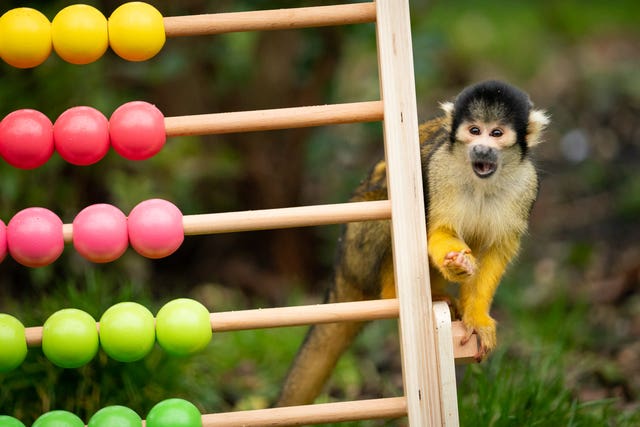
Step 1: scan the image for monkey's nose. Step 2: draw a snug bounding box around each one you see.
[470,145,498,178]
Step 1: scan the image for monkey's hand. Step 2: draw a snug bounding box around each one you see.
[443,249,477,279]
[428,227,477,283]
[460,312,496,362]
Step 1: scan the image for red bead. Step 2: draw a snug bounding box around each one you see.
[109,101,165,160]
[128,199,183,259]
[0,109,54,169]
[0,219,7,263]
[73,204,128,263]
[7,207,64,267]
[54,106,109,166]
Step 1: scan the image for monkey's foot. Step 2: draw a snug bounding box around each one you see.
[443,249,477,279]
[461,316,496,362]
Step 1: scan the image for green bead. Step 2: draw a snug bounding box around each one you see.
[42,308,99,368]
[99,302,155,362]
[0,313,27,372]
[32,410,84,427]
[155,299,211,357]
[88,405,142,427]
[146,398,202,427]
[0,415,27,427]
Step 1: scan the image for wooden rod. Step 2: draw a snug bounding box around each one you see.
[163,101,384,137]
[212,299,478,362]
[198,396,406,427]
[211,298,399,332]
[182,200,391,236]
[61,200,391,242]
[163,3,377,37]
[24,299,478,361]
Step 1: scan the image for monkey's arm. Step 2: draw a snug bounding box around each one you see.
[427,222,521,359]
[458,238,519,360]
[427,225,478,281]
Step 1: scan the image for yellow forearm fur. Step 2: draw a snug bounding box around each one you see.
[458,238,520,352]
[427,225,476,282]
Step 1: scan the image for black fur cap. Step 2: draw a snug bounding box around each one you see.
[450,80,532,156]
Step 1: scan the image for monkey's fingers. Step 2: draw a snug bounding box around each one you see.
[474,344,489,363]
[460,324,476,346]
[460,317,496,362]
[472,325,497,362]
[443,250,476,277]
[460,326,485,362]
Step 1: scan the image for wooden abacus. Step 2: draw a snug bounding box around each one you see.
[0,1,478,425]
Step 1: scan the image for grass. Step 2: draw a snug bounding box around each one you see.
[460,349,608,427]
[454,262,640,427]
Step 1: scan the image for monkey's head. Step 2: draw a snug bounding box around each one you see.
[441,80,548,179]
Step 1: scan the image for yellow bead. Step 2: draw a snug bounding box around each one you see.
[108,2,165,62]
[0,8,51,68]
[51,4,108,65]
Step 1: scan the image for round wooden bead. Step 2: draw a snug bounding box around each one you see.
[0,8,51,68]
[109,101,165,160]
[54,106,110,166]
[127,199,183,258]
[88,406,142,427]
[146,398,202,427]
[0,313,28,372]
[7,207,63,268]
[0,219,6,263]
[99,302,155,362]
[42,308,99,369]
[155,298,211,357]
[108,2,166,62]
[51,4,108,65]
[0,416,26,427]
[0,109,54,169]
[32,410,84,427]
[72,204,128,263]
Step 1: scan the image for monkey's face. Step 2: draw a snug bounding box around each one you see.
[453,119,520,180]
[438,80,549,187]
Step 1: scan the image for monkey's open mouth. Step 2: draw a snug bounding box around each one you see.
[472,160,497,178]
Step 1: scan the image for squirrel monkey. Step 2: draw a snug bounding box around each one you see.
[277,80,549,407]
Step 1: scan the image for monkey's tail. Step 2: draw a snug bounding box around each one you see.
[275,318,365,407]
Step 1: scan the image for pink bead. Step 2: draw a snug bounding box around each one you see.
[0,109,54,169]
[109,101,165,161]
[54,106,110,166]
[0,219,7,263]
[73,204,128,263]
[7,207,64,267]
[128,199,183,259]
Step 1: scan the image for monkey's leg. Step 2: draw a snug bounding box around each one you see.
[276,319,365,407]
[458,245,513,360]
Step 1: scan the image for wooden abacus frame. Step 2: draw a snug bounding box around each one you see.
[151,1,471,425]
[8,1,480,426]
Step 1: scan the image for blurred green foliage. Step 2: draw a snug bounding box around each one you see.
[1,0,639,425]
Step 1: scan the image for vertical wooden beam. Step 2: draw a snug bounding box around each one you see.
[433,302,461,426]
[375,0,444,425]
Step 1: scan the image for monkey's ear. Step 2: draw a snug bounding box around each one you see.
[440,101,454,131]
[527,109,549,147]
[440,101,454,118]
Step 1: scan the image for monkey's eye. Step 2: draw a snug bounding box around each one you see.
[469,126,481,135]
[490,128,503,137]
